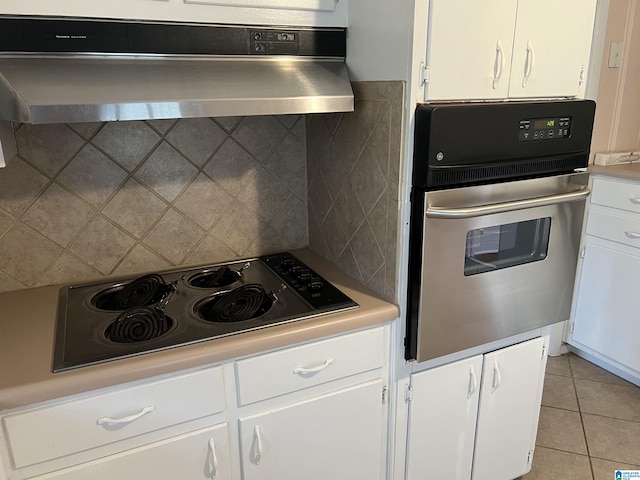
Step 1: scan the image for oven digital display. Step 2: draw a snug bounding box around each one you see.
[534,118,556,129]
[519,116,572,142]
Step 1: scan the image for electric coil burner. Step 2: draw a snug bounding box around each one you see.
[53,252,358,372]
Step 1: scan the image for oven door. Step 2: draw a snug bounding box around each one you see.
[407,172,589,362]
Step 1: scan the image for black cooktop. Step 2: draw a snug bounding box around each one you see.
[53,252,358,372]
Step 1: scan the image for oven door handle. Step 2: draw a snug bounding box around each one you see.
[426,186,590,219]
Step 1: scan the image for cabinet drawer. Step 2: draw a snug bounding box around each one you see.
[2,366,225,468]
[235,327,385,405]
[591,177,640,214]
[586,210,640,249]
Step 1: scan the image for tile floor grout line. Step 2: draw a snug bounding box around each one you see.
[568,355,597,480]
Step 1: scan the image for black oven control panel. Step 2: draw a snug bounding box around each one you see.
[519,117,571,141]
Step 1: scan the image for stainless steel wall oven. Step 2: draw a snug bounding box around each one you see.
[406,100,596,362]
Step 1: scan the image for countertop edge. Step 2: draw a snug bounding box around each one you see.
[588,164,640,182]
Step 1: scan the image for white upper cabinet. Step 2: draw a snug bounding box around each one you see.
[0,0,345,27]
[508,0,597,98]
[425,0,518,100]
[423,0,597,101]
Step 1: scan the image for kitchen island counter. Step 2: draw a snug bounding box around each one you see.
[0,249,398,410]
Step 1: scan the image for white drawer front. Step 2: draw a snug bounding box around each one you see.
[586,210,640,249]
[3,366,225,468]
[235,327,385,405]
[591,177,640,214]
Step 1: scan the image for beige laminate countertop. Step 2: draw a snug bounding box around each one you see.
[589,163,640,182]
[0,249,399,410]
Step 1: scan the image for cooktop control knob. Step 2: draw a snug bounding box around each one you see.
[281,258,295,268]
[261,253,356,310]
[298,270,312,281]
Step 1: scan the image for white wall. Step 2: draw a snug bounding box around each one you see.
[346,0,414,81]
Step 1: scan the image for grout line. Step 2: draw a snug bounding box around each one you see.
[568,355,595,467]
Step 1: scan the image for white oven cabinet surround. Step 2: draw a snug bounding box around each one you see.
[568,174,640,385]
[0,325,390,480]
[0,0,346,27]
[405,336,548,480]
[421,0,598,101]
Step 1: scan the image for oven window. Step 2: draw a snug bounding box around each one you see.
[464,218,551,276]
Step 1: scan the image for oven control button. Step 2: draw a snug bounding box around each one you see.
[289,266,303,275]
[309,281,324,291]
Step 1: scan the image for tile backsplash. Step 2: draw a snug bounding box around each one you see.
[0,116,308,292]
[0,81,405,303]
[307,81,405,302]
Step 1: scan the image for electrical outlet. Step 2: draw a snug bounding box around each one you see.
[608,41,623,68]
[594,152,640,165]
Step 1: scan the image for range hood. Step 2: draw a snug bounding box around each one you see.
[0,17,354,165]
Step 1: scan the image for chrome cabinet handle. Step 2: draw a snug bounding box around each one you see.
[491,361,502,393]
[467,365,478,399]
[624,231,640,239]
[426,186,590,219]
[492,40,504,90]
[630,196,640,205]
[293,358,334,375]
[97,405,154,426]
[208,438,218,479]
[252,425,263,465]
[522,40,535,88]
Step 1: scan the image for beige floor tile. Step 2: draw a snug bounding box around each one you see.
[522,447,592,480]
[536,406,588,455]
[583,414,640,465]
[576,379,640,422]
[542,373,579,411]
[569,355,632,386]
[591,458,640,480]
[547,354,572,377]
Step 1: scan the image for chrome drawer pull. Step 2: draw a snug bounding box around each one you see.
[208,438,218,479]
[293,358,334,375]
[96,405,154,426]
[467,365,478,399]
[252,425,263,465]
[630,196,640,205]
[624,231,640,239]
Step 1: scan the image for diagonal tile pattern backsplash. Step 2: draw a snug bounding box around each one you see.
[307,82,405,302]
[0,116,308,293]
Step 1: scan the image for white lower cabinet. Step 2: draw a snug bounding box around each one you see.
[0,326,389,480]
[568,176,640,382]
[406,336,547,480]
[30,424,231,480]
[239,380,385,480]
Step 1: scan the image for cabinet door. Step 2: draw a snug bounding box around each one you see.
[570,240,640,376]
[31,424,232,480]
[472,337,547,480]
[239,380,385,480]
[508,0,597,98]
[424,0,518,100]
[406,355,484,480]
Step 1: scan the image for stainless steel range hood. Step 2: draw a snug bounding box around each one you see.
[0,17,354,165]
[0,55,354,124]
